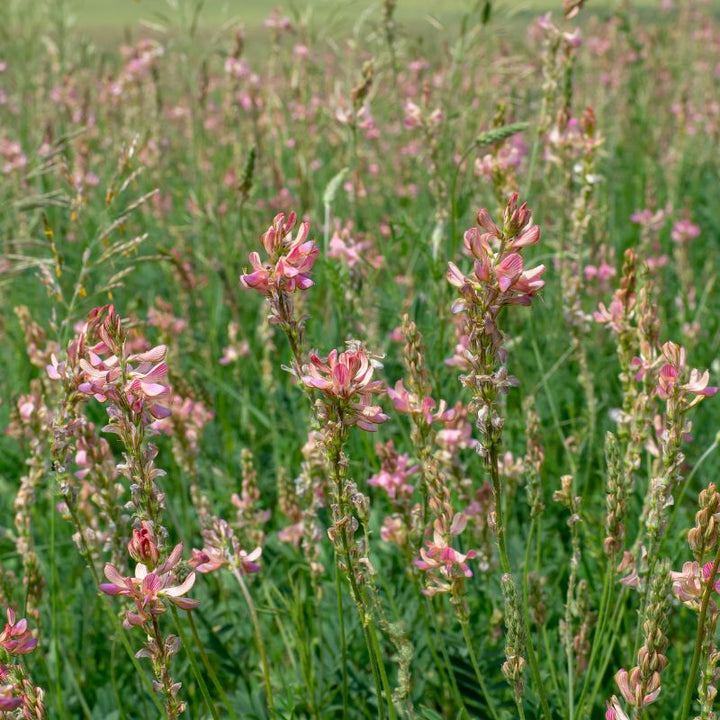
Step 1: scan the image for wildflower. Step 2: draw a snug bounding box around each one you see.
[127,522,160,570]
[301,346,388,431]
[240,211,318,295]
[605,695,630,720]
[656,341,718,402]
[671,219,700,244]
[448,194,545,312]
[368,442,418,501]
[0,609,38,655]
[614,667,661,707]
[189,518,263,576]
[386,380,445,424]
[414,519,477,595]
[100,544,200,627]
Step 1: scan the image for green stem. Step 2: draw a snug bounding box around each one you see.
[679,545,720,719]
[186,611,239,720]
[170,607,220,720]
[329,424,394,719]
[576,561,614,716]
[490,445,553,720]
[49,490,67,719]
[586,588,629,714]
[421,598,466,713]
[231,565,275,715]
[668,439,718,543]
[335,566,350,719]
[460,621,501,720]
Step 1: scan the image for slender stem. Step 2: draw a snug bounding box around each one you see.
[170,607,220,720]
[680,545,720,719]
[576,560,614,716]
[489,444,553,720]
[668,440,719,542]
[422,598,467,713]
[586,589,629,714]
[367,620,396,720]
[460,621,501,720]
[329,424,394,719]
[335,564,350,720]
[231,565,275,714]
[186,611,239,720]
[49,489,67,719]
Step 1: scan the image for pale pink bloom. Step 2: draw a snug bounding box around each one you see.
[0,609,37,655]
[615,667,661,707]
[655,341,718,400]
[240,212,318,295]
[671,219,700,243]
[386,380,445,424]
[617,550,642,589]
[301,348,388,431]
[415,520,477,587]
[403,100,423,129]
[234,546,263,574]
[224,57,249,79]
[630,207,670,232]
[264,8,292,31]
[328,221,384,270]
[188,547,227,574]
[605,696,630,720]
[77,341,172,420]
[368,454,418,501]
[669,560,720,611]
[101,544,199,627]
[380,516,407,545]
[278,522,304,547]
[388,326,403,343]
[594,298,625,333]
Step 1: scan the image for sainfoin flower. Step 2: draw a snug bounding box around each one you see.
[0,686,22,712]
[614,666,661,708]
[669,560,720,611]
[0,608,38,655]
[301,345,389,431]
[100,544,199,628]
[189,518,263,575]
[448,193,545,311]
[414,519,476,596]
[655,341,718,402]
[386,380,446,424]
[671,218,700,243]
[240,211,319,295]
[605,695,630,720]
[368,442,418,501]
[127,522,160,570]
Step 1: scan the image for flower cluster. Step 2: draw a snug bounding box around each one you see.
[448,195,545,312]
[301,345,388,431]
[65,306,172,423]
[655,341,718,405]
[101,542,199,627]
[240,211,318,295]
[0,609,44,716]
[368,441,418,503]
[189,518,262,576]
[414,515,476,597]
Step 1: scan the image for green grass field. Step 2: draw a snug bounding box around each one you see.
[0,0,719,718]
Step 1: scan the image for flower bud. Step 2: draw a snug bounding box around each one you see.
[128,522,160,569]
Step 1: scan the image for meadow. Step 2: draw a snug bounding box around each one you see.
[0,0,719,718]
